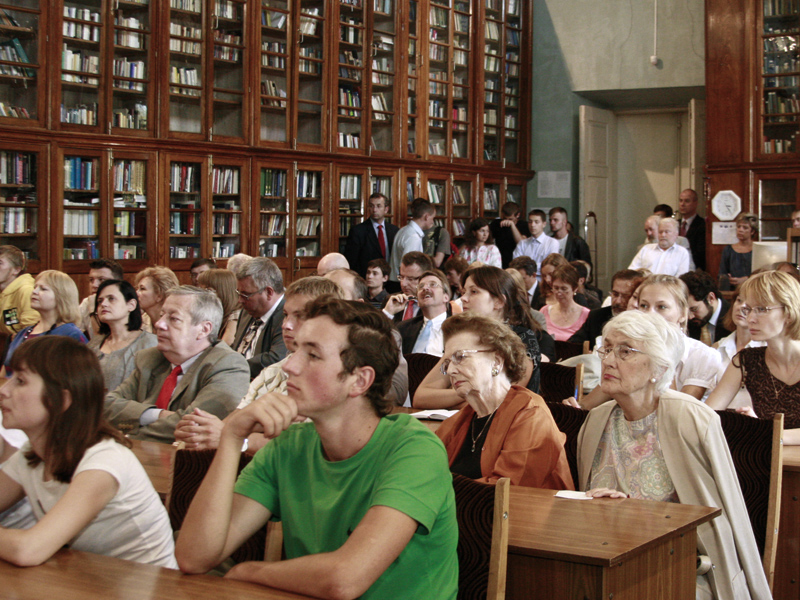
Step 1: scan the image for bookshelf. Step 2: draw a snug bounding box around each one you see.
[111,150,155,263]
[369,0,399,155]
[0,143,45,270]
[0,2,44,126]
[211,157,248,260]
[60,148,104,263]
[296,0,328,149]
[258,0,290,145]
[335,167,365,253]
[757,174,799,240]
[257,162,290,261]
[451,175,474,245]
[165,154,204,265]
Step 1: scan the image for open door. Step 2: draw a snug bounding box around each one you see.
[579,105,617,292]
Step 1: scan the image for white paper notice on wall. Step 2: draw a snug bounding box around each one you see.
[537,171,571,199]
[712,221,738,245]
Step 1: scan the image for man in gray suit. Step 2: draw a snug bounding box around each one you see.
[104,286,250,444]
[232,257,288,378]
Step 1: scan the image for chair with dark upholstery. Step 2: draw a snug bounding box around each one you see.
[167,449,274,564]
[554,340,585,362]
[405,352,442,402]
[452,474,510,600]
[715,411,783,590]
[545,401,588,487]
[539,361,584,405]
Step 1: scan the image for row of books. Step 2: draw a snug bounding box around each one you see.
[764,0,799,17]
[372,93,390,117]
[0,39,33,76]
[299,13,320,36]
[429,44,447,62]
[430,6,448,28]
[170,212,199,235]
[483,187,498,210]
[215,0,240,20]
[261,213,287,236]
[64,209,99,236]
[112,104,148,130]
[63,20,101,43]
[113,160,146,194]
[62,47,100,75]
[114,211,146,236]
[170,37,201,55]
[0,207,34,234]
[114,242,144,259]
[0,103,31,119]
[259,240,285,258]
[372,71,392,85]
[262,10,287,29]
[170,163,200,193]
[0,192,36,204]
[113,58,146,81]
[63,7,100,23]
[171,0,202,14]
[763,136,796,153]
[339,174,362,199]
[114,30,145,50]
[61,104,98,125]
[64,242,100,260]
[765,91,800,115]
[64,157,99,191]
[297,171,320,198]
[213,44,241,61]
[212,167,240,194]
[340,24,363,46]
[169,244,201,258]
[338,132,361,148]
[169,65,199,86]
[429,99,446,119]
[261,79,287,106]
[213,213,240,234]
[212,241,238,258]
[0,152,34,185]
[261,169,287,197]
[296,214,321,236]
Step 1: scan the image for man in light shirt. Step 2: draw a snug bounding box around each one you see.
[628,217,691,277]
[388,198,435,285]
[397,270,451,357]
[512,209,559,281]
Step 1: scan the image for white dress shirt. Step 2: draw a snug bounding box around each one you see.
[628,243,691,277]
[512,233,560,278]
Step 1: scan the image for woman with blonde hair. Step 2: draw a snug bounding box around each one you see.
[134,266,179,332]
[719,213,757,290]
[197,268,240,345]
[708,270,800,443]
[4,270,86,376]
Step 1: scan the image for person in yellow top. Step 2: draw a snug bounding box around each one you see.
[0,246,37,339]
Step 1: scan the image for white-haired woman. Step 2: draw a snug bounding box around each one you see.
[578,311,770,600]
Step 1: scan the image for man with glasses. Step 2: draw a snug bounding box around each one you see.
[382,251,433,323]
[397,270,451,356]
[232,257,287,379]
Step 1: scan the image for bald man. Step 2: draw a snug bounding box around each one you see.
[316,253,350,275]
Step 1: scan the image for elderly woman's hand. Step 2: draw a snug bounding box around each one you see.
[585,488,628,499]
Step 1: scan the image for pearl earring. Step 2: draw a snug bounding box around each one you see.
[650,377,657,383]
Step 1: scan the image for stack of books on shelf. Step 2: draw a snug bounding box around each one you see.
[340,20,363,45]
[299,8,320,35]
[338,85,361,116]
[170,163,199,193]
[64,242,100,260]
[170,212,198,235]
[113,243,142,260]
[114,17,144,48]
[371,177,391,197]
[64,209,99,236]
[296,215,321,236]
[62,47,100,80]
[215,0,240,20]
[0,152,33,185]
[453,184,468,204]
[169,244,201,258]
[261,169,287,197]
[372,93,389,118]
[338,132,360,148]
[169,66,200,94]
[297,171,319,198]
[113,58,146,89]
[0,207,32,234]
[61,104,98,126]
[261,80,287,107]
[427,181,445,203]
[171,0,202,13]
[213,212,240,235]
[483,187,498,210]
[212,167,240,194]
[113,160,146,195]
[112,104,147,129]
[114,211,146,236]
[262,42,287,68]
[64,157,99,191]
[0,39,33,77]
[339,175,361,199]
[213,241,237,258]
[453,219,467,236]
[262,10,287,29]
[0,103,31,119]
[259,239,284,258]
[260,214,286,236]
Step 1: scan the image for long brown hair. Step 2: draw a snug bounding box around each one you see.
[462,265,539,331]
[12,336,128,483]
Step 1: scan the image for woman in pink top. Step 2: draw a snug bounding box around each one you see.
[541,264,589,341]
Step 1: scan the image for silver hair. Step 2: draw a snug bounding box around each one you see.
[238,256,285,294]
[165,285,223,344]
[659,217,679,232]
[601,310,685,394]
[226,253,252,277]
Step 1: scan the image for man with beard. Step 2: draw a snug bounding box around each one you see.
[568,269,644,350]
[680,270,732,345]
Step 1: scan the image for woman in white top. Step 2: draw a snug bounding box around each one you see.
[0,335,176,568]
[458,218,502,269]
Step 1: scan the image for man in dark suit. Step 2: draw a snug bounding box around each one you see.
[397,270,451,356]
[680,270,733,345]
[489,201,530,268]
[548,207,592,266]
[509,256,543,310]
[568,269,643,350]
[678,189,706,271]
[343,192,399,279]
[232,257,287,378]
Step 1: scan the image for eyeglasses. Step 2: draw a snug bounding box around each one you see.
[418,281,441,292]
[440,349,493,374]
[596,345,645,361]
[236,287,266,300]
[398,275,421,284]
[740,305,783,318]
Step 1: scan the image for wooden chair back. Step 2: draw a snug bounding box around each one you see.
[167,449,272,564]
[452,474,510,600]
[715,411,783,589]
[405,352,441,402]
[554,340,585,362]
[538,361,584,405]
[545,402,588,486]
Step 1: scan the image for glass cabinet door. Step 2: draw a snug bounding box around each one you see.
[110,0,153,134]
[59,0,104,131]
[760,1,800,156]
[451,0,471,161]
[425,175,447,229]
[294,166,324,257]
[259,0,290,145]
[0,143,45,268]
[0,1,44,125]
[211,159,246,259]
[426,0,450,159]
[368,0,398,155]
[481,179,500,221]
[167,156,204,263]
[335,0,366,152]
[211,0,246,141]
[758,175,798,239]
[502,0,522,164]
[369,168,397,222]
[111,152,153,262]
[403,0,419,157]
[296,0,327,148]
[62,150,104,261]
[452,176,473,247]
[167,0,204,137]
[336,168,366,253]
[257,163,289,259]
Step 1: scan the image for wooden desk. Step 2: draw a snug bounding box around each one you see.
[776,445,800,599]
[130,439,176,500]
[506,487,720,600]
[0,549,312,599]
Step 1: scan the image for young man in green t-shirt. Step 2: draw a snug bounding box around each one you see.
[176,297,458,600]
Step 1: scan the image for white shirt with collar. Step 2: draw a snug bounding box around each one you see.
[389,220,425,280]
[415,311,447,357]
[527,280,539,304]
[512,232,559,278]
[628,243,691,277]
[243,293,285,360]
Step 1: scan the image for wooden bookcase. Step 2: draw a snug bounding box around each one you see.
[0,0,533,285]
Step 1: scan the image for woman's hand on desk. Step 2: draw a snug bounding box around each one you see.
[585,488,628,499]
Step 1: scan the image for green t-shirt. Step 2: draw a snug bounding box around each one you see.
[235,413,458,600]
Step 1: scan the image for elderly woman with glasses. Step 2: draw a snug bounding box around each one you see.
[435,312,573,489]
[578,310,770,600]
[707,270,800,444]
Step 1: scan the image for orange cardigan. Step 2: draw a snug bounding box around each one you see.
[436,385,574,490]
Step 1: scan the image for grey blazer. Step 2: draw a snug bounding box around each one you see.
[232,296,288,378]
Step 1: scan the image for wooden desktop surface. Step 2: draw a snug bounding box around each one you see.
[130,439,175,499]
[0,549,313,600]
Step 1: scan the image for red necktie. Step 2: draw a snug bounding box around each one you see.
[403,299,416,320]
[680,220,688,237]
[156,365,182,410]
[377,224,386,258]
